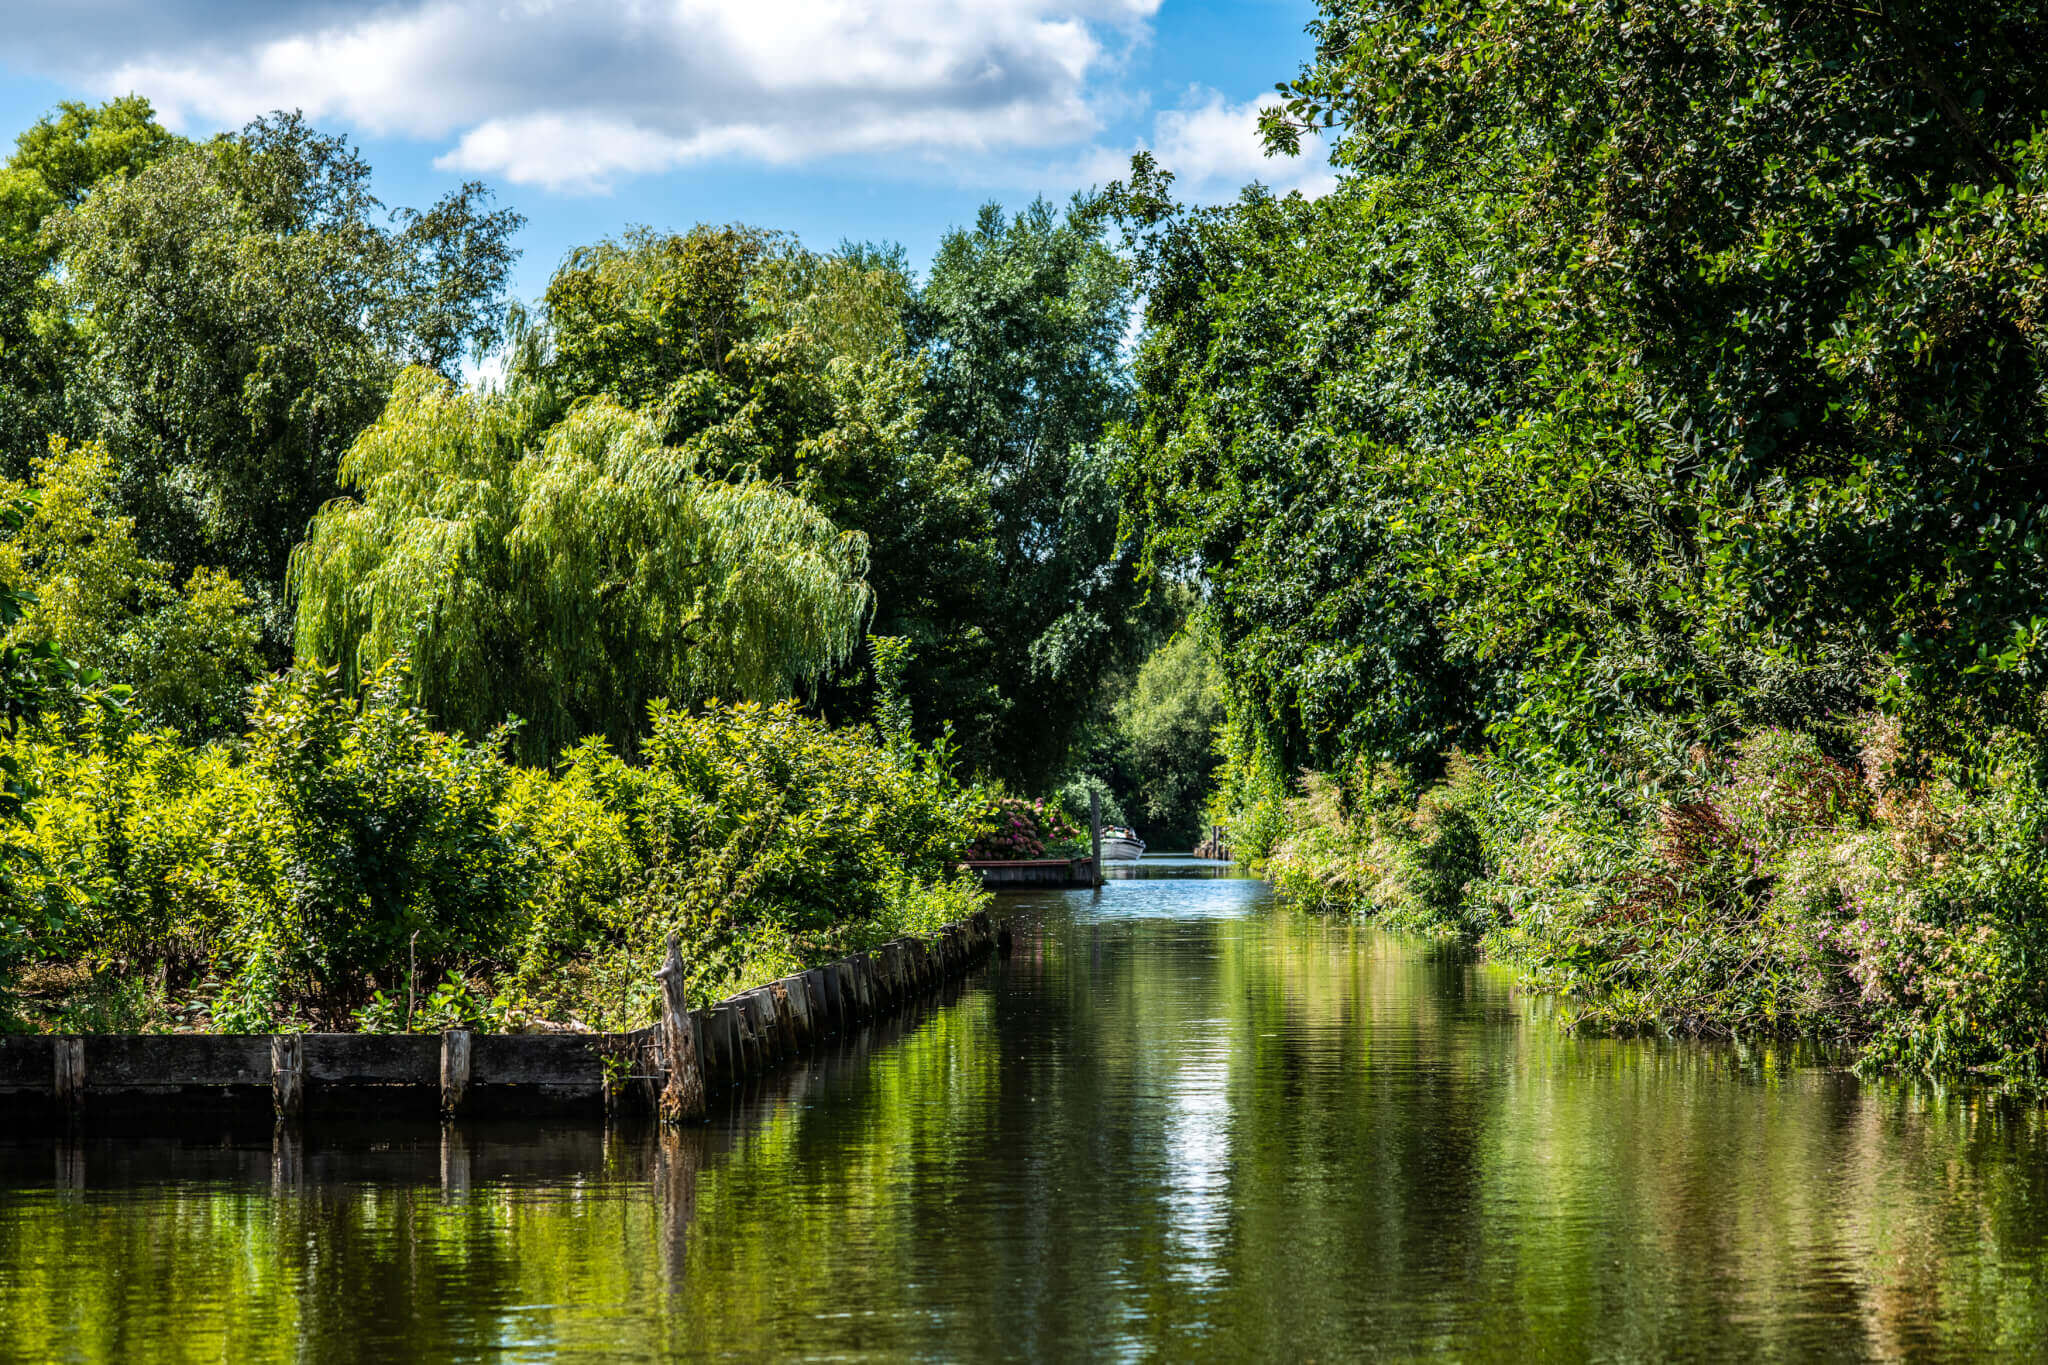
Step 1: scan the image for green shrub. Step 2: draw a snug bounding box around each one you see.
[1263,719,2048,1083]
[6,668,989,1032]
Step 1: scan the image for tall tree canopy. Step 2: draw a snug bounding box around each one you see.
[494,209,1153,787]
[291,369,873,760]
[1123,0,2048,788]
[0,97,183,467]
[46,111,522,637]
[911,197,1155,789]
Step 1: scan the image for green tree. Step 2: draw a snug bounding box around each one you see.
[0,437,261,740]
[0,97,183,467]
[911,197,1157,788]
[1115,625,1226,849]
[514,224,1000,755]
[46,112,522,638]
[290,369,872,761]
[1125,0,2048,788]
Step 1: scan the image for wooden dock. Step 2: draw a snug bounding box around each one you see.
[965,857,1099,888]
[0,910,999,1128]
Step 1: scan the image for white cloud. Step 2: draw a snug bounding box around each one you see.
[21,0,1166,194]
[1083,85,1336,203]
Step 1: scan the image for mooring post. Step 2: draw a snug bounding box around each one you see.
[1090,789,1102,886]
[54,1037,84,1117]
[440,1029,472,1118]
[656,934,707,1123]
[270,1034,303,1122]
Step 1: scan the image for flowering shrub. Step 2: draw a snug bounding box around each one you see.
[964,795,1080,860]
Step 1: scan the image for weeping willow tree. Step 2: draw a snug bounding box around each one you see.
[290,368,871,759]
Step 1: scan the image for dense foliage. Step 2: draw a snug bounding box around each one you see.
[291,370,871,761]
[0,90,1218,1035]
[1118,0,2048,1079]
[4,663,985,1033]
[40,112,521,639]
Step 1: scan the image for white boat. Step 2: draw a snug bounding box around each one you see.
[1099,826,1146,860]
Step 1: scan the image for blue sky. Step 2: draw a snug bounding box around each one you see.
[1,1,1329,307]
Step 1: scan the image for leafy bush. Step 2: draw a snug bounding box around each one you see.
[0,438,261,740]
[4,666,989,1032]
[1268,722,2048,1083]
[964,794,1079,860]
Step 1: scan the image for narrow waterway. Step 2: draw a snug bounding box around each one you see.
[5,860,2048,1360]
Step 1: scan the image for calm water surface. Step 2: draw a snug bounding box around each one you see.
[4,861,2048,1361]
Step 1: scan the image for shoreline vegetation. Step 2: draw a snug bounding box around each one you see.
[8,1,2048,1096]
[1124,3,2048,1087]
[0,104,1212,1041]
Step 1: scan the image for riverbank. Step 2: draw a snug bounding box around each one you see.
[1249,723,2048,1087]
[0,679,991,1040]
[0,911,997,1127]
[11,864,2047,1358]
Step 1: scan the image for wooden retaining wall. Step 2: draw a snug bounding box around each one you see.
[0,910,999,1128]
[966,857,1098,888]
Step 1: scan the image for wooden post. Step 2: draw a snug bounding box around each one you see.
[833,961,860,1022]
[54,1038,84,1116]
[852,957,872,1017]
[741,990,780,1063]
[440,1029,472,1118]
[791,975,818,1041]
[270,1034,302,1121]
[1090,789,1102,886]
[656,934,707,1123]
[714,1004,744,1081]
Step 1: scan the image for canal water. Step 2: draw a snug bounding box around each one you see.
[4,860,2048,1361]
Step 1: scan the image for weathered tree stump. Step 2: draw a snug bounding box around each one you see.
[656,934,707,1123]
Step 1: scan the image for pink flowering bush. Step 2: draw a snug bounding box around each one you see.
[964,795,1082,860]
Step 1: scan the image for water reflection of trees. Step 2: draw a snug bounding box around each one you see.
[2,898,2047,1357]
